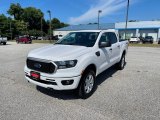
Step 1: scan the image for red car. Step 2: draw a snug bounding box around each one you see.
[17,37,32,44]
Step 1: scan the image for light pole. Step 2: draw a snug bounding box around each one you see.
[98,10,102,30]
[125,0,130,40]
[47,10,52,41]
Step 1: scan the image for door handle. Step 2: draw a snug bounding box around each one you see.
[117,45,120,48]
[109,48,112,51]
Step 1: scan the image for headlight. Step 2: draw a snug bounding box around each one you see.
[55,60,77,69]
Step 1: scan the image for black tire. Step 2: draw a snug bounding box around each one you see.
[116,54,125,70]
[3,42,6,45]
[77,70,96,99]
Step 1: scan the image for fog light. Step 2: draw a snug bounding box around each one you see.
[61,80,74,85]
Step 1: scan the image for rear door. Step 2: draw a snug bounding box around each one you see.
[107,32,120,64]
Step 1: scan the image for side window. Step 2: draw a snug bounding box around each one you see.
[99,33,110,42]
[108,32,118,44]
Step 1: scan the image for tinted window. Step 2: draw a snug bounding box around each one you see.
[99,32,117,44]
[108,32,117,44]
[145,36,153,39]
[99,33,110,42]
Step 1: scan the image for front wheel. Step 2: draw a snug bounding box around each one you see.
[77,70,96,99]
[3,42,6,45]
[116,54,125,70]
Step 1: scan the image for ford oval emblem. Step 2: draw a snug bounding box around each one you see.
[34,63,42,69]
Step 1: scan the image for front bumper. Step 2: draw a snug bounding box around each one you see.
[24,67,81,90]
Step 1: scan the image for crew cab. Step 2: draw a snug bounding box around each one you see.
[0,37,7,45]
[24,30,128,99]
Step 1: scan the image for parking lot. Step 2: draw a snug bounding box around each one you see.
[0,42,160,120]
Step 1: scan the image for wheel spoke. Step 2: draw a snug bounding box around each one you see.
[84,74,94,94]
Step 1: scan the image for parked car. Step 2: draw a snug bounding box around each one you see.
[139,36,145,42]
[142,36,154,44]
[158,38,160,44]
[129,37,140,43]
[24,30,128,99]
[0,37,7,45]
[37,37,43,40]
[17,36,32,44]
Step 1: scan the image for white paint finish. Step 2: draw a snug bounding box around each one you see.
[25,30,128,90]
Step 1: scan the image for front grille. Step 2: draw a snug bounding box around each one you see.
[27,58,56,74]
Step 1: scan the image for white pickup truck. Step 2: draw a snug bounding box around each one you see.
[0,37,7,45]
[24,30,128,99]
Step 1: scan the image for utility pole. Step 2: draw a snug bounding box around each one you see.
[98,10,102,30]
[125,0,130,40]
[47,10,52,42]
[41,17,43,38]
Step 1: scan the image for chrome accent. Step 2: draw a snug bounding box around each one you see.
[27,57,58,74]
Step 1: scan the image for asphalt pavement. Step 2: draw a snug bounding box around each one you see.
[0,42,160,120]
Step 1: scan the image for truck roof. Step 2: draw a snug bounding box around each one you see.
[73,29,116,33]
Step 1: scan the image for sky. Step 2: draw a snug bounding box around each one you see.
[0,0,160,25]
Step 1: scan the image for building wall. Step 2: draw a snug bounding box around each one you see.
[54,21,160,42]
[118,29,159,41]
[115,21,160,29]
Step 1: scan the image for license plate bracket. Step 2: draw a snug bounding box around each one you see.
[30,71,40,80]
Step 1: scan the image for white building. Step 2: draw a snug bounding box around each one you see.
[54,21,160,41]
[116,21,160,41]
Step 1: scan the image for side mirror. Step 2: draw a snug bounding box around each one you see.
[99,41,111,48]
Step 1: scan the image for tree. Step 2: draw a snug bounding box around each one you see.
[7,3,23,20]
[21,7,43,30]
[6,3,69,37]
[51,18,69,30]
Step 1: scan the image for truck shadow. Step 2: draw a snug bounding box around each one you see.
[36,63,127,100]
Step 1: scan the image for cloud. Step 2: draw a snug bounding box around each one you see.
[69,0,132,24]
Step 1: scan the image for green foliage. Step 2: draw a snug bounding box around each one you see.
[22,7,43,30]
[51,18,69,30]
[0,3,69,39]
[7,3,23,20]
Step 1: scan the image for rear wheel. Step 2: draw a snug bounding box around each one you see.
[77,70,96,99]
[117,54,125,70]
[3,42,6,45]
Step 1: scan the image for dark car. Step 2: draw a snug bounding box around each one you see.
[17,36,32,44]
[139,36,145,42]
[142,36,153,44]
[158,38,160,44]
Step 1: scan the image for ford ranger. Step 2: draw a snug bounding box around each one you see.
[24,30,128,99]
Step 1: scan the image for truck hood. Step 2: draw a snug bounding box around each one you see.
[28,44,91,61]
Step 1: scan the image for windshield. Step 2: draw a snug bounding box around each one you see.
[55,32,99,47]
[145,36,152,39]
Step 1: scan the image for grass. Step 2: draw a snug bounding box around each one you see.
[9,40,55,44]
[32,40,55,44]
[129,43,160,48]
